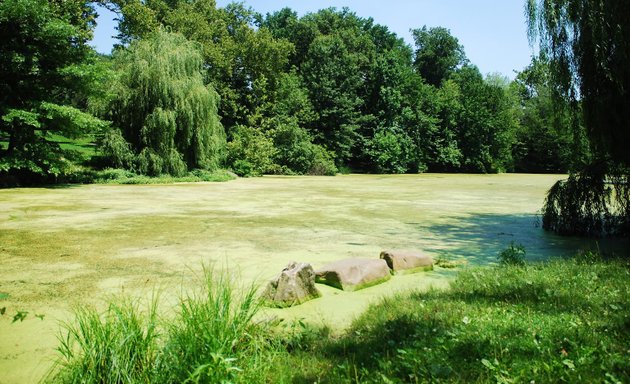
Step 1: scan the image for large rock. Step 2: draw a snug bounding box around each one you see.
[380,250,433,274]
[315,259,391,291]
[262,262,321,308]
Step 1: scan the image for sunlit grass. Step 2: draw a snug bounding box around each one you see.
[284,258,630,383]
[47,268,268,384]
[47,257,630,383]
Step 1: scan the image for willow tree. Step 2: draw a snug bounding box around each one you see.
[527,0,630,237]
[104,31,225,176]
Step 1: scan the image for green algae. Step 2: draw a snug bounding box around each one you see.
[1,173,628,383]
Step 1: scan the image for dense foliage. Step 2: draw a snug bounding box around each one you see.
[0,0,107,183]
[527,0,630,237]
[100,31,225,176]
[1,0,590,184]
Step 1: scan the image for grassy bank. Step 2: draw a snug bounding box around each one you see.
[47,256,630,383]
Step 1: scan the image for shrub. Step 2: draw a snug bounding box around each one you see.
[366,128,415,174]
[227,126,276,177]
[497,241,526,266]
[271,121,337,176]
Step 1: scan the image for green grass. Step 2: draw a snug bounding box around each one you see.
[47,268,268,384]
[52,298,160,383]
[47,134,97,160]
[92,168,236,184]
[284,258,630,383]
[47,257,630,383]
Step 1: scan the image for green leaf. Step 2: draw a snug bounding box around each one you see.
[481,358,496,370]
[2,109,41,128]
[562,359,575,370]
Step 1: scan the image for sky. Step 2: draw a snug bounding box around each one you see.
[90,0,535,78]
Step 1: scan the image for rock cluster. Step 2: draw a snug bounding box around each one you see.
[262,250,434,307]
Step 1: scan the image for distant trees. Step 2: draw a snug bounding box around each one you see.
[511,58,590,173]
[1,0,593,184]
[412,26,466,87]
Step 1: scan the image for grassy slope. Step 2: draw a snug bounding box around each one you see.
[48,258,630,383]
[267,259,630,383]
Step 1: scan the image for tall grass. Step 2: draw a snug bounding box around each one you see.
[51,298,159,383]
[48,269,265,384]
[155,269,262,383]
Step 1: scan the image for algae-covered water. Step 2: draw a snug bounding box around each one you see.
[0,174,626,382]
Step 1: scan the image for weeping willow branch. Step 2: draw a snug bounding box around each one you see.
[542,164,630,237]
[105,30,225,176]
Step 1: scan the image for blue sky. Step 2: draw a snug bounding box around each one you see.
[90,1,534,78]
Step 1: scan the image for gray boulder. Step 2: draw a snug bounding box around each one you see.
[262,262,321,307]
[380,250,433,274]
[315,259,391,291]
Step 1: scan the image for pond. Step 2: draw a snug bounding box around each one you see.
[0,174,625,382]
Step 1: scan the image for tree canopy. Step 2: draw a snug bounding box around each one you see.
[527,0,630,237]
[0,1,594,185]
[0,0,106,182]
[101,30,225,176]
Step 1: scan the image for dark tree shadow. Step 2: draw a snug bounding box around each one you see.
[408,213,629,265]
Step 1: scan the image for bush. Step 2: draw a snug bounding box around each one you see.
[92,168,234,184]
[227,126,276,177]
[497,241,526,266]
[366,128,415,174]
[271,121,337,176]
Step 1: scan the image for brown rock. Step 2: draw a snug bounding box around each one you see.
[315,258,391,291]
[262,262,321,307]
[380,250,433,274]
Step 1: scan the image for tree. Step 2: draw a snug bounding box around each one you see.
[512,58,590,173]
[446,66,517,173]
[104,0,293,132]
[301,33,363,166]
[412,26,466,86]
[526,0,630,166]
[102,31,225,176]
[527,0,630,236]
[0,0,106,183]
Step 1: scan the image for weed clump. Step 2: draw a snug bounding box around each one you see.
[497,241,527,266]
[48,269,266,384]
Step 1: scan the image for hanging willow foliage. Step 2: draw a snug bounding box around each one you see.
[542,164,630,237]
[107,30,225,176]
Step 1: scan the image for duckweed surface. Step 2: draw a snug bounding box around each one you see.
[1,174,624,383]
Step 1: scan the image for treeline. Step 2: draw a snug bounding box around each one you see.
[0,0,590,183]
